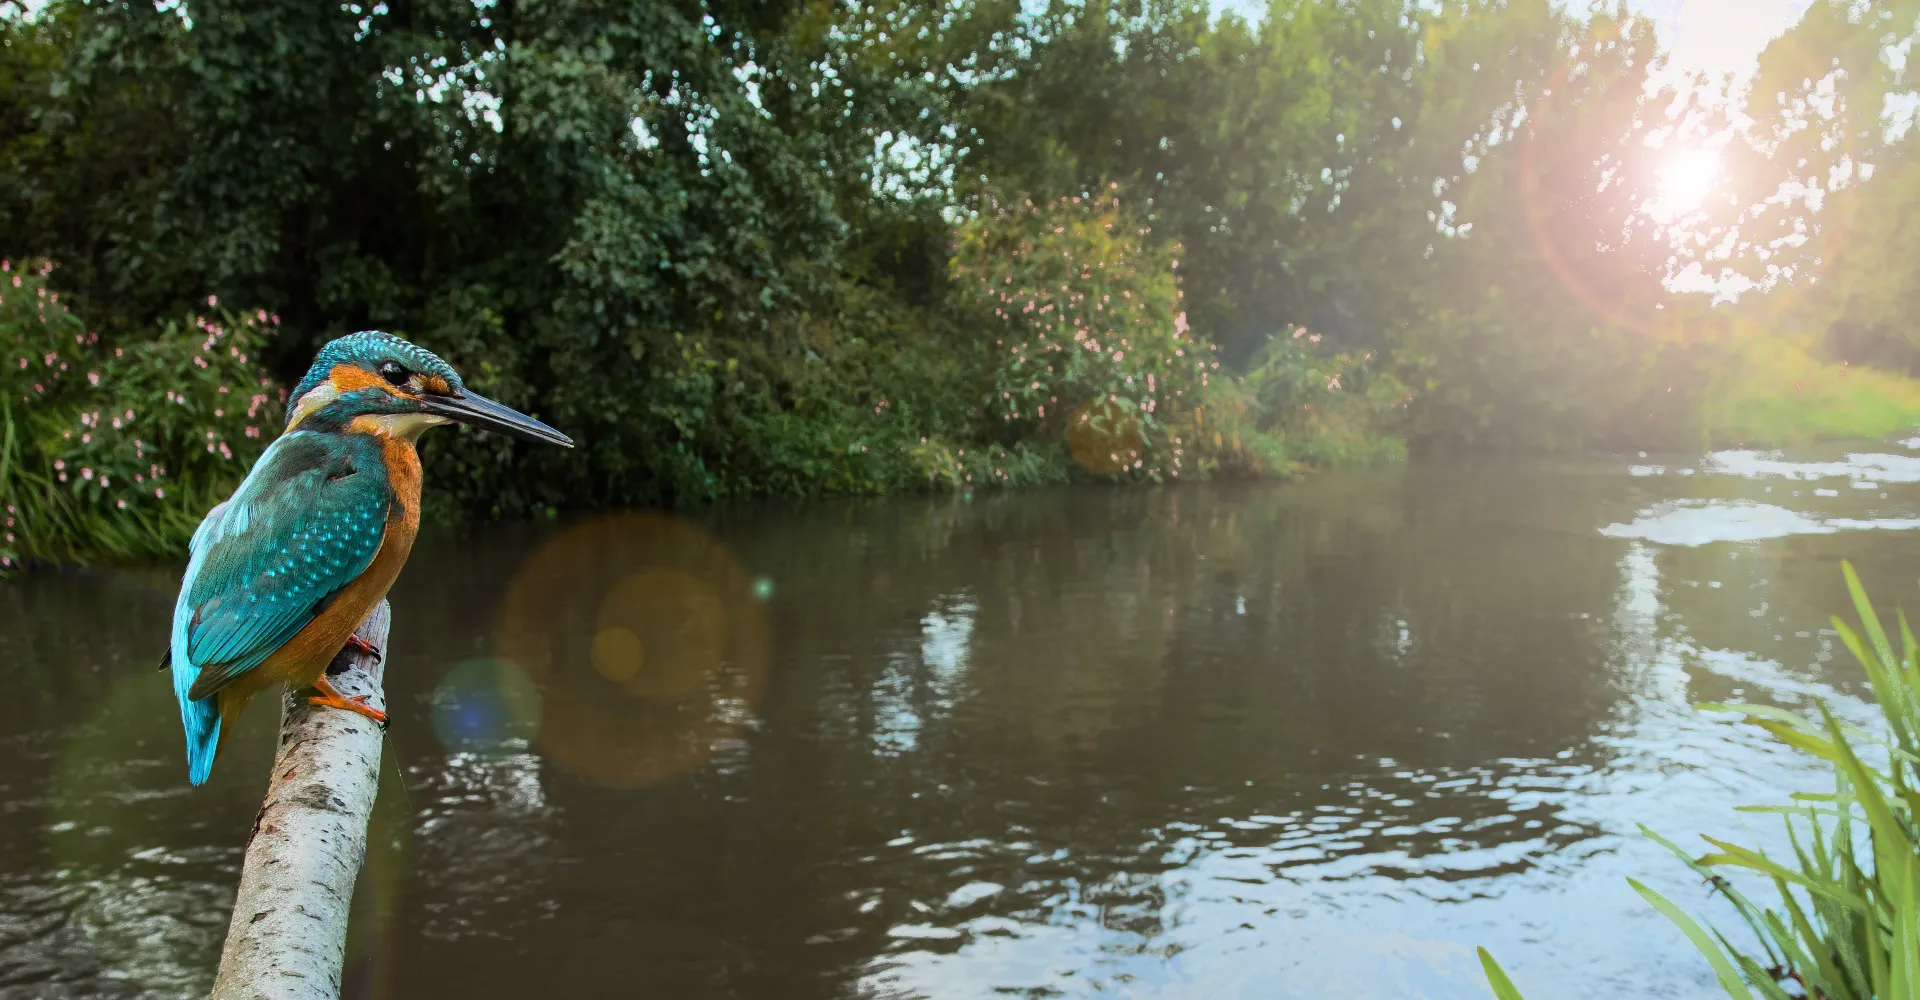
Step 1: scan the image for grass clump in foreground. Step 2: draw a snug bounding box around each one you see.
[1482,562,1920,999]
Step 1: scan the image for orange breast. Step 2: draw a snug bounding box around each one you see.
[258,433,422,689]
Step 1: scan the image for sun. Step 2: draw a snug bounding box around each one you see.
[1652,149,1721,220]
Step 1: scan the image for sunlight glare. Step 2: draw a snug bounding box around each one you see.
[1653,149,1721,220]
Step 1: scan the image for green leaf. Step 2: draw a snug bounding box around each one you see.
[1629,879,1754,998]
[1477,947,1527,1000]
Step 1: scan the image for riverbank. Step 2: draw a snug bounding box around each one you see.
[1,237,1415,571]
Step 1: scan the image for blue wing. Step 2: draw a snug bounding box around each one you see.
[169,431,391,783]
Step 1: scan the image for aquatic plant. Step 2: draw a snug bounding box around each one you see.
[1481,562,1920,999]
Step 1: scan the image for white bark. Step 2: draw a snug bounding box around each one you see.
[209,600,390,1000]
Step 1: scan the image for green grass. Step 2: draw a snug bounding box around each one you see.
[1481,562,1920,999]
[1703,339,1920,448]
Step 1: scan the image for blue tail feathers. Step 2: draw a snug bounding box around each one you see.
[172,651,222,785]
[182,694,221,786]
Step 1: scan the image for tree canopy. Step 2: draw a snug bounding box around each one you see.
[5,0,1920,546]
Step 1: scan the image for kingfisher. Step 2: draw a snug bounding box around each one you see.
[163,331,572,785]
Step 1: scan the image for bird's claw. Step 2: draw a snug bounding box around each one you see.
[308,693,389,728]
[341,634,382,663]
[308,676,389,727]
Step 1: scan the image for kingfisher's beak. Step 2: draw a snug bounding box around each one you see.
[421,390,574,447]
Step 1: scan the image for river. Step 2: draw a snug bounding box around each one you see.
[4,444,1918,999]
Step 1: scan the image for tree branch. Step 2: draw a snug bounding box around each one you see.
[209,600,391,1000]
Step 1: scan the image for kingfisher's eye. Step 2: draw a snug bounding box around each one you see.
[378,361,410,387]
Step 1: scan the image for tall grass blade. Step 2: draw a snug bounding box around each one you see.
[1476,948,1527,1000]
[1628,878,1755,998]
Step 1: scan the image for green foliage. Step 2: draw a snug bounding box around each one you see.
[1187,326,1409,477]
[1,261,278,567]
[1785,146,1920,373]
[952,189,1214,478]
[1477,947,1526,1000]
[1481,562,1920,999]
[1702,336,1920,448]
[958,0,1427,357]
[43,0,1920,565]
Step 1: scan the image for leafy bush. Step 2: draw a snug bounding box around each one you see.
[1185,326,1410,478]
[1,262,279,568]
[951,188,1217,479]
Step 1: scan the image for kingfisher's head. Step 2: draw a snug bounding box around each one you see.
[286,331,573,447]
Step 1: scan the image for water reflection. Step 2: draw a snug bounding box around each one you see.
[3,445,1918,998]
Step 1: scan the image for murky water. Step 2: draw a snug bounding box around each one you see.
[6,445,1920,1000]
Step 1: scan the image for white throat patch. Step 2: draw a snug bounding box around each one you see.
[369,412,454,441]
[285,381,340,431]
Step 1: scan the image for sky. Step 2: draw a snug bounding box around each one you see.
[1620,0,1812,80]
[1627,0,1816,81]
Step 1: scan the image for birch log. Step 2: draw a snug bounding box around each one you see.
[209,599,391,1000]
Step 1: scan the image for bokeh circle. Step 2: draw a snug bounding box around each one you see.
[493,511,767,788]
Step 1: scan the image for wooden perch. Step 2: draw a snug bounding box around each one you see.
[209,600,391,1000]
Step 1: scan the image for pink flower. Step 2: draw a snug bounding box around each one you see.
[207,294,218,306]
[81,468,92,480]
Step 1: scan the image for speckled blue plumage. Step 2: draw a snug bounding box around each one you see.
[169,431,395,784]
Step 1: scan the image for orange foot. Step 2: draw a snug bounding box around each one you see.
[341,633,382,663]
[308,675,389,727]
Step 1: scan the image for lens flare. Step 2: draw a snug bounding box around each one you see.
[494,511,767,788]
[430,657,541,754]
